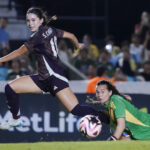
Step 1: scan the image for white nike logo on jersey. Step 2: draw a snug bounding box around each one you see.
[54,86,58,90]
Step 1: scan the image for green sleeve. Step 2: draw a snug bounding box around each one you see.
[111,96,126,118]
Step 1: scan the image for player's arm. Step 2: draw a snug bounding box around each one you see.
[0,45,28,64]
[63,31,84,50]
[107,97,126,141]
[112,118,126,140]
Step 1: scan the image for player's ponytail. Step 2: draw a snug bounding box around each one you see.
[47,15,57,25]
[49,15,57,22]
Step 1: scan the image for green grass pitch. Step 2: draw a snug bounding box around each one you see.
[0,141,150,150]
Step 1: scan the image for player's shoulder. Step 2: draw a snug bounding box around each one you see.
[111,94,123,102]
[110,95,124,109]
[39,25,59,38]
[40,25,57,32]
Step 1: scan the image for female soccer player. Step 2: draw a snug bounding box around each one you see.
[0,7,109,129]
[89,80,150,140]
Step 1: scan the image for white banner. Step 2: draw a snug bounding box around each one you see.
[1,80,150,94]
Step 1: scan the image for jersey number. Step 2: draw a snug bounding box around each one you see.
[50,36,58,57]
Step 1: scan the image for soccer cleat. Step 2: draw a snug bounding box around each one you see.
[0,118,23,130]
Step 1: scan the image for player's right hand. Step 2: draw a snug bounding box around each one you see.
[73,43,85,53]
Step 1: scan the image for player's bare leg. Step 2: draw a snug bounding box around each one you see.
[56,87,79,111]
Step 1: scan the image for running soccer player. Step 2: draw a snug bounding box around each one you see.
[87,80,150,140]
[0,7,109,129]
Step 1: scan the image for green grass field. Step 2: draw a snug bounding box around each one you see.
[0,141,150,150]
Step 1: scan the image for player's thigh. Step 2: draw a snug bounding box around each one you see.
[56,87,79,111]
[8,75,43,94]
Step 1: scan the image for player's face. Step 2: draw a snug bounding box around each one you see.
[96,84,112,105]
[26,13,43,32]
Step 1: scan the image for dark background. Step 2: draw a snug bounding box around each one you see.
[13,0,150,44]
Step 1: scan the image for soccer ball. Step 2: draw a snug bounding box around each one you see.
[78,115,102,139]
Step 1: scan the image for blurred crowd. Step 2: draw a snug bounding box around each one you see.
[1,11,150,83]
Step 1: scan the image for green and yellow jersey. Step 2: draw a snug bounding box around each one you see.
[104,94,150,140]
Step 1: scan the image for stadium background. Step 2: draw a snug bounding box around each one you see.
[12,0,150,41]
[2,0,150,47]
[0,0,150,144]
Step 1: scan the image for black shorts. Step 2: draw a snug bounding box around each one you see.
[30,74,69,96]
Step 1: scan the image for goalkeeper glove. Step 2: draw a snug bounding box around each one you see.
[107,135,118,141]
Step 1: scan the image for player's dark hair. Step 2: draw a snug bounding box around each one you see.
[97,80,130,101]
[26,7,57,26]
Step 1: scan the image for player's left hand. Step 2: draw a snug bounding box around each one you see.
[74,43,85,53]
[79,43,85,49]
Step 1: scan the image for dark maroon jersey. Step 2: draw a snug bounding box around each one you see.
[24,25,68,82]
